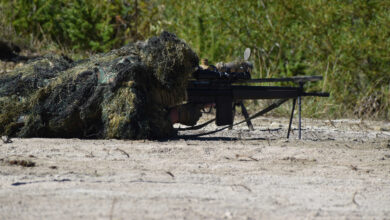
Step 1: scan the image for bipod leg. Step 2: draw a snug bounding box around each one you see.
[298,82,305,140]
[298,96,302,139]
[240,102,254,131]
[287,98,296,139]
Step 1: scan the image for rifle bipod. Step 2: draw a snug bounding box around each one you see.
[236,98,306,139]
[286,82,304,139]
[229,102,254,130]
[286,97,302,139]
[239,102,254,131]
[176,99,288,137]
[178,96,313,139]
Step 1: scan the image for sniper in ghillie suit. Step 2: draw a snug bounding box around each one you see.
[0,32,328,140]
[0,32,200,139]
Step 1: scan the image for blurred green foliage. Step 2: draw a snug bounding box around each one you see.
[1,0,163,51]
[1,0,390,119]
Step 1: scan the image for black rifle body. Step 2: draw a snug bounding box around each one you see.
[187,69,329,126]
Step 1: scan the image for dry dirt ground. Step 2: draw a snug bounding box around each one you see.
[1,116,390,219]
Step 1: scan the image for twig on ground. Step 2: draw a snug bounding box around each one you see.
[85,152,95,158]
[115,148,130,158]
[350,165,358,171]
[236,154,259,161]
[352,191,360,207]
[166,171,175,178]
[328,119,336,127]
[232,184,252,192]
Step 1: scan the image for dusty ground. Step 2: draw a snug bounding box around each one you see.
[0,116,390,219]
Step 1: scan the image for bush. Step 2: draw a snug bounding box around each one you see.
[160,0,390,119]
[1,0,163,52]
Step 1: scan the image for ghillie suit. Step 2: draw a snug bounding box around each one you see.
[215,60,253,73]
[0,32,199,139]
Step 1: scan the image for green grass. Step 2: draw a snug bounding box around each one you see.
[1,0,389,120]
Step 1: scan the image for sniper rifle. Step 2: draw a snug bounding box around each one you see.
[186,68,329,139]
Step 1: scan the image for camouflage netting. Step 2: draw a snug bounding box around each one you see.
[0,32,199,139]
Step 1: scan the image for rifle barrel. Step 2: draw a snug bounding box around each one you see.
[231,85,300,99]
[235,76,323,83]
[187,85,329,103]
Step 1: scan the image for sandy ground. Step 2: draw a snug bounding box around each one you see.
[1,116,390,220]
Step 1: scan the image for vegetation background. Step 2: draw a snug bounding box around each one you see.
[1,0,389,119]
